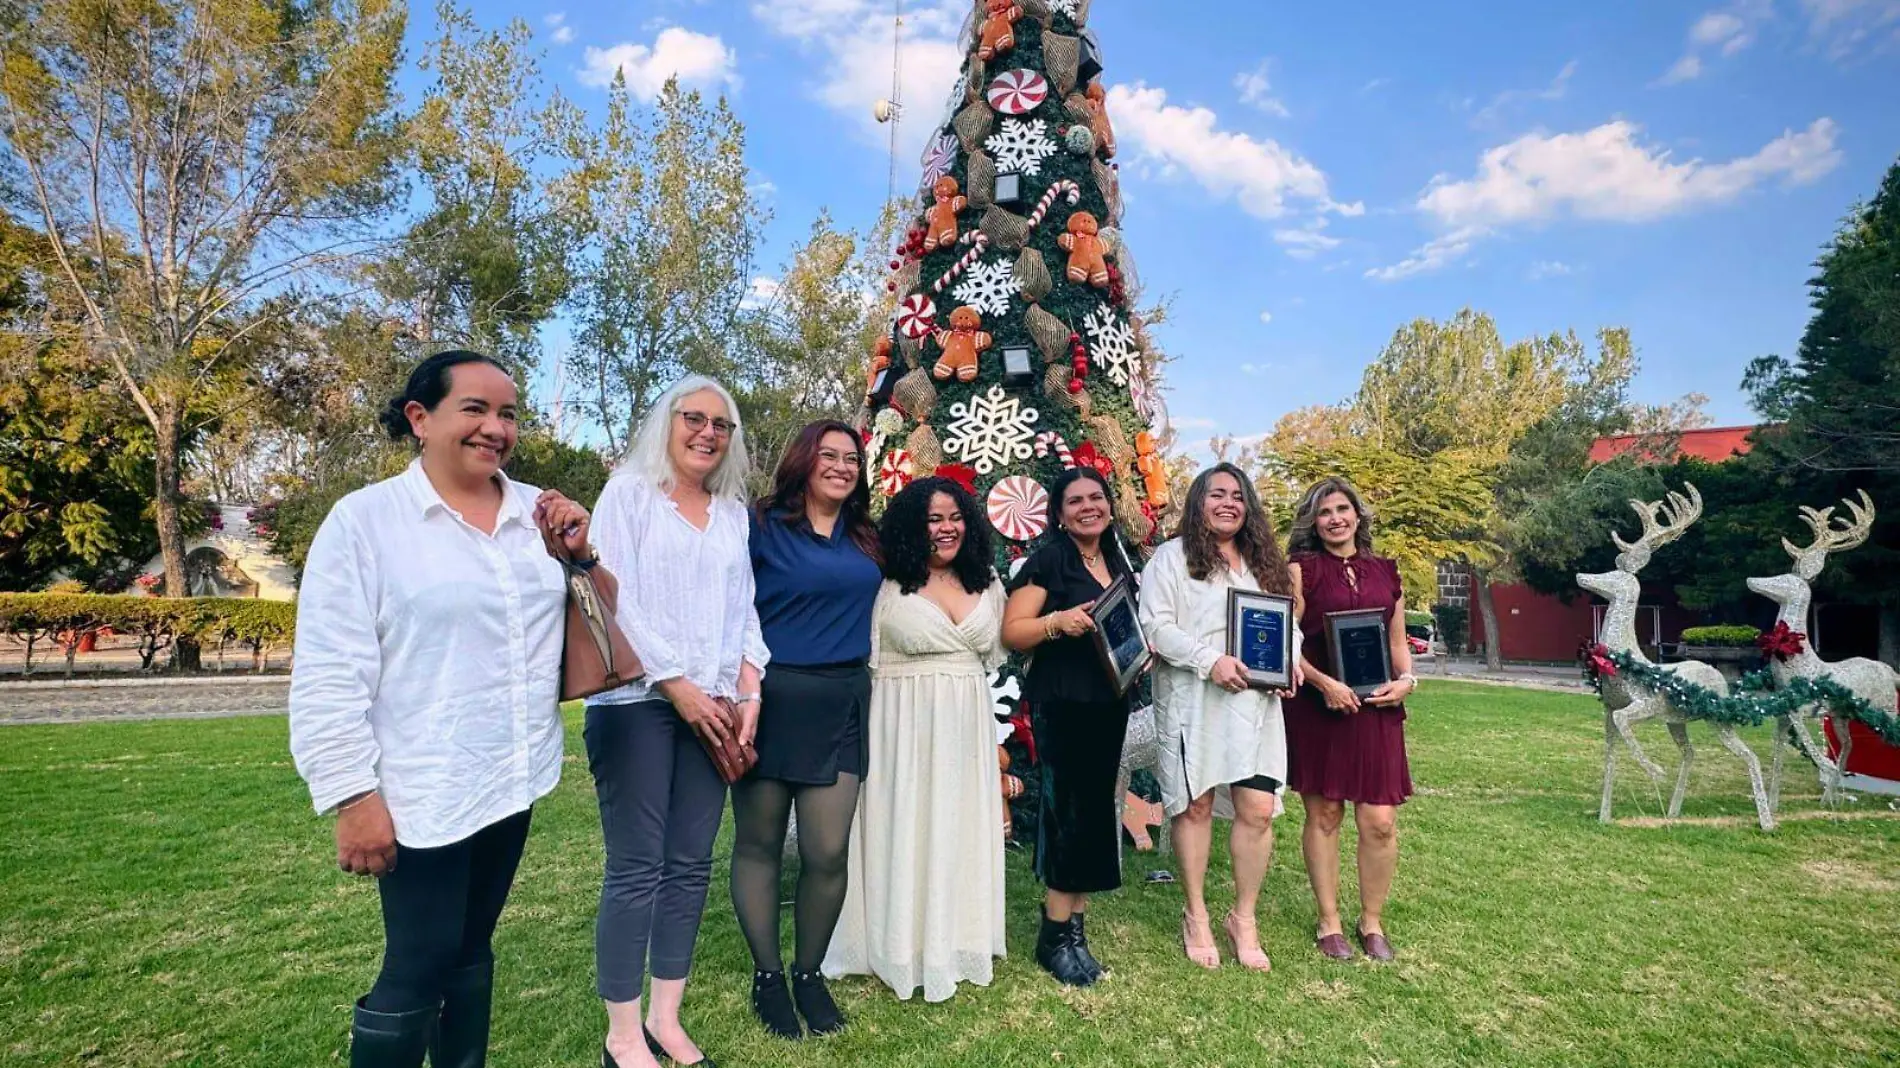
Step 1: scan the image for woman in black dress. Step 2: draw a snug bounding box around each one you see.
[1001,467,1134,987]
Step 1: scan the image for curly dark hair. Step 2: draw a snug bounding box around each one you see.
[1286,476,1377,557]
[1176,463,1293,595]
[756,420,881,564]
[879,477,994,595]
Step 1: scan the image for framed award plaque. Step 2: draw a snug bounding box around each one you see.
[1226,589,1294,690]
[1324,608,1392,698]
[1088,574,1152,696]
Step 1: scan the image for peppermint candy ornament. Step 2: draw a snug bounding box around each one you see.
[987,475,1050,542]
[896,293,938,339]
[878,449,915,496]
[986,69,1049,115]
[919,133,960,191]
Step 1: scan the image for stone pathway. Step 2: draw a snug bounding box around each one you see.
[0,677,289,725]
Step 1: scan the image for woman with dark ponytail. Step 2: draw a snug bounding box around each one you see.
[290,349,606,1068]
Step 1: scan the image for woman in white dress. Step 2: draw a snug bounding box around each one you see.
[1139,463,1302,973]
[824,476,1008,1003]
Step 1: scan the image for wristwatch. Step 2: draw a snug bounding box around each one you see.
[1397,672,1418,685]
[571,545,600,571]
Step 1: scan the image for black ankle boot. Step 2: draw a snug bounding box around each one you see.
[429,961,493,1068]
[350,997,435,1068]
[750,969,803,1039]
[1034,908,1096,987]
[1067,913,1104,982]
[789,968,846,1035]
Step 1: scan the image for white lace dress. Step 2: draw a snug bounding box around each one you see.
[823,579,1008,1002]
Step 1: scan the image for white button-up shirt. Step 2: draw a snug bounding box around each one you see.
[586,473,769,707]
[288,461,567,848]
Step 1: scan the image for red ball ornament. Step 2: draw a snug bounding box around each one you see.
[886,281,898,292]
[889,259,902,270]
[1067,378,1085,395]
[1068,332,1081,343]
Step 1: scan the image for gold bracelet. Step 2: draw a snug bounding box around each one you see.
[1044,616,1057,641]
[337,791,378,814]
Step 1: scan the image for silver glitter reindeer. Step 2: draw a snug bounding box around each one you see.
[1578,485,1776,830]
[1746,491,1896,805]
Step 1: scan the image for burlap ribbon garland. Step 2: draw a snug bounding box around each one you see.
[1043,33,1080,97]
[906,422,945,472]
[979,205,1032,251]
[1094,159,1122,224]
[955,102,994,153]
[892,368,939,421]
[1024,304,1071,363]
[1043,364,1095,420]
[965,151,997,210]
[1015,246,1052,303]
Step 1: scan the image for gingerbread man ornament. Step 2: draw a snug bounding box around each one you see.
[931,305,992,383]
[1084,80,1116,159]
[1058,210,1110,288]
[978,0,1022,63]
[923,176,967,253]
[1135,430,1169,508]
[865,336,893,402]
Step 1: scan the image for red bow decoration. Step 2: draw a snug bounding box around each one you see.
[1756,621,1807,662]
[1008,704,1038,764]
[1072,441,1114,481]
[934,463,979,494]
[1584,642,1617,679]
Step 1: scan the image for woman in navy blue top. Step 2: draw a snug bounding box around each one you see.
[732,419,882,1040]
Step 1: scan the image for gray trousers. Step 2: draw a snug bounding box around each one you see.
[584,698,728,1002]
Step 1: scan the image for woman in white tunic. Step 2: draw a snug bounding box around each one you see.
[825,477,1009,1003]
[1139,463,1302,973]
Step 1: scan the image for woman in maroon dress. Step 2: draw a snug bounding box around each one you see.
[1284,477,1417,962]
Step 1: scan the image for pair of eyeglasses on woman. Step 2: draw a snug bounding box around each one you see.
[818,449,863,469]
[677,410,737,437]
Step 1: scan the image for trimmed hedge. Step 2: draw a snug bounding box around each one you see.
[1679,624,1761,648]
[0,593,295,675]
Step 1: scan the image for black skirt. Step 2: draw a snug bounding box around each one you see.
[750,661,872,786]
[1032,696,1132,894]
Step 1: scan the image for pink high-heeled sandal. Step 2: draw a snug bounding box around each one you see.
[1223,911,1272,972]
[1181,910,1220,969]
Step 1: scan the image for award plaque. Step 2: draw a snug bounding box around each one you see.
[1227,589,1294,690]
[1325,608,1393,698]
[1089,574,1152,696]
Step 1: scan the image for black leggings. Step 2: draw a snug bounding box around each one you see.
[364,809,532,1013]
[728,774,861,973]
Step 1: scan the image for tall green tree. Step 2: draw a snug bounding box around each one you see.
[0,0,406,595]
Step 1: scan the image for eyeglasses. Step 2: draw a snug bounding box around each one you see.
[678,411,737,438]
[818,449,863,469]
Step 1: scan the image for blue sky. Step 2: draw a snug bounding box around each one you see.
[459,0,1899,454]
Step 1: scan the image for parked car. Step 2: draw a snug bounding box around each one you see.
[1407,634,1430,656]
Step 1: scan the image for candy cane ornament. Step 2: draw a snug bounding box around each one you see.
[931,231,993,294]
[1034,431,1076,469]
[1025,180,1081,232]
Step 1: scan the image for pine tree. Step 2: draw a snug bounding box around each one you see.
[858,0,1170,838]
[863,0,1167,566]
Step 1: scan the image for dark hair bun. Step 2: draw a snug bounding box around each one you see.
[378,395,415,442]
[379,348,510,446]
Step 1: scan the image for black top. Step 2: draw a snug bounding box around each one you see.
[1009,536,1132,706]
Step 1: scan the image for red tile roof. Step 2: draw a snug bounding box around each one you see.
[1588,424,1763,465]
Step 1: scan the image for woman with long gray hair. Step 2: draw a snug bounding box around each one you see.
[587,375,769,1068]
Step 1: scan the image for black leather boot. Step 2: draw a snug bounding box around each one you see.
[350,998,435,1068]
[790,967,846,1035]
[430,961,494,1068]
[1034,907,1096,987]
[1067,912,1104,983]
[750,969,803,1039]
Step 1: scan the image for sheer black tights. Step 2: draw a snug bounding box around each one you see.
[729,774,861,973]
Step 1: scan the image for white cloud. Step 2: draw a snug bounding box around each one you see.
[1272,218,1341,259]
[1106,83,1359,221]
[1359,77,1392,95]
[752,1,965,162]
[741,276,782,310]
[1471,60,1576,128]
[1257,311,1273,324]
[1233,61,1290,118]
[1172,416,1219,431]
[1418,118,1841,227]
[1364,226,1487,282]
[580,27,740,98]
[545,13,575,45]
[1529,260,1575,279]
[1660,2,1772,83]
[1799,0,1900,57]
[1238,363,1271,376]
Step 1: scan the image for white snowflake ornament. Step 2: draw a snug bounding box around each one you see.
[1049,0,1080,17]
[1083,303,1141,387]
[951,257,1018,318]
[942,385,1040,475]
[984,119,1058,177]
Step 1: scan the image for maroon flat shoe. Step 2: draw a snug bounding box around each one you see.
[1315,932,1354,960]
[1356,928,1395,962]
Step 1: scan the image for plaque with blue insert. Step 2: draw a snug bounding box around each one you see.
[1325,608,1393,698]
[1226,589,1295,690]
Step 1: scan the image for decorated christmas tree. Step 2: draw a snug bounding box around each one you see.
[857,0,1173,839]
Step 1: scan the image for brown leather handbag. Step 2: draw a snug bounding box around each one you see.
[541,526,643,701]
[699,698,759,785]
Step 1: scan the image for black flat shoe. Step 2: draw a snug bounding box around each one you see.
[790,968,846,1035]
[644,1025,718,1068]
[1034,907,1097,988]
[751,969,804,1039]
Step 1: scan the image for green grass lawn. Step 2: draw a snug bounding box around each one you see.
[3,681,1897,1067]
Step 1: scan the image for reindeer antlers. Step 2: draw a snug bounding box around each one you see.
[1782,489,1875,580]
[1612,483,1704,569]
